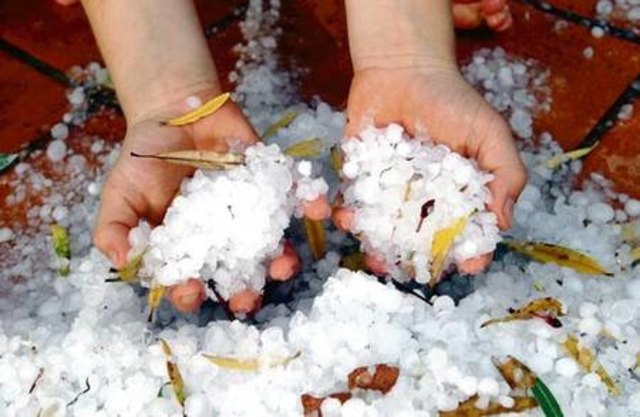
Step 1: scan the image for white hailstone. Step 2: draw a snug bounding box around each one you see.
[596,0,614,14]
[296,160,312,177]
[618,104,634,121]
[433,295,455,313]
[555,357,579,377]
[0,227,13,243]
[579,302,599,318]
[458,375,479,396]
[50,123,69,141]
[87,182,100,196]
[498,396,515,408]
[624,199,640,217]
[341,124,500,283]
[578,317,603,336]
[609,300,636,324]
[586,202,615,223]
[591,26,605,38]
[427,347,449,370]
[51,205,69,223]
[629,391,640,411]
[583,47,595,59]
[186,95,203,109]
[477,378,500,396]
[46,140,67,162]
[626,279,640,299]
[68,87,86,106]
[340,398,367,417]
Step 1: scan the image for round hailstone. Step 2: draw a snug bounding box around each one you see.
[340,124,500,283]
[46,140,67,162]
[0,227,13,243]
[135,143,324,300]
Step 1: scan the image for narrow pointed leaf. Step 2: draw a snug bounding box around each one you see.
[158,339,186,407]
[147,285,165,322]
[262,111,297,138]
[284,138,324,158]
[546,143,598,169]
[0,153,18,174]
[505,240,613,276]
[130,150,244,171]
[562,334,620,396]
[532,378,564,417]
[340,251,366,272]
[330,145,343,175]
[481,297,564,328]
[493,356,537,390]
[429,216,468,287]
[51,224,70,276]
[304,217,326,260]
[202,351,300,372]
[117,253,144,282]
[166,92,230,126]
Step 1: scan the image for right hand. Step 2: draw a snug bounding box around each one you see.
[94,93,300,314]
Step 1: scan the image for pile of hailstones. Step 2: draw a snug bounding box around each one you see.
[130,124,500,314]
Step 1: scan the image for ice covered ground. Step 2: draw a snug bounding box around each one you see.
[1,1,640,416]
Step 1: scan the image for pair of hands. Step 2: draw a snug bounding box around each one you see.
[94,65,526,314]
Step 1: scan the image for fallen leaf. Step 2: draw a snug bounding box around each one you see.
[330,145,343,175]
[347,364,399,394]
[504,240,613,276]
[50,224,70,277]
[301,392,351,416]
[481,297,565,328]
[117,253,144,282]
[545,142,598,169]
[562,334,620,396]
[158,339,186,407]
[166,92,230,126]
[532,377,564,417]
[430,216,469,287]
[493,356,537,391]
[439,395,538,417]
[262,111,297,138]
[0,153,18,174]
[284,138,324,158]
[340,251,366,272]
[147,285,165,322]
[304,217,326,260]
[202,351,300,372]
[130,150,244,171]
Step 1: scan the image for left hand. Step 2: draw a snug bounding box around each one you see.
[334,63,527,275]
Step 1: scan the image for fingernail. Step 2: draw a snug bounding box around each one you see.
[179,293,199,306]
[503,198,515,229]
[109,251,120,267]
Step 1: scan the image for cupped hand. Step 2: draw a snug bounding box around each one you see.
[94,95,301,314]
[336,64,527,275]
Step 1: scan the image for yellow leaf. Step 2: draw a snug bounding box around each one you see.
[546,142,598,169]
[304,218,326,260]
[533,281,546,293]
[147,285,165,322]
[51,224,70,277]
[631,247,640,264]
[439,395,538,417]
[481,297,564,328]
[562,334,620,396]
[493,356,538,390]
[262,111,297,138]
[505,240,613,276]
[284,138,324,158]
[330,145,343,175]
[429,216,468,287]
[130,150,244,171]
[117,253,144,283]
[166,92,230,126]
[621,221,640,245]
[159,339,186,406]
[202,351,300,372]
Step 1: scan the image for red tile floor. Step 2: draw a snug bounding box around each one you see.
[1,0,640,198]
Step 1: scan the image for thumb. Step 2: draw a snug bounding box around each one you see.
[93,181,140,268]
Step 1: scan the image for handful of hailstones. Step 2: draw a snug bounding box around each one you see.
[127,142,330,314]
[339,124,501,285]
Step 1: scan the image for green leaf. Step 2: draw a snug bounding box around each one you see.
[0,153,18,174]
[51,224,70,277]
[262,111,297,139]
[532,378,564,417]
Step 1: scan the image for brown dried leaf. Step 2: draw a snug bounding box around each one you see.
[301,392,352,416]
[493,356,538,391]
[562,334,620,396]
[481,297,565,328]
[159,339,186,407]
[130,150,244,171]
[439,395,538,417]
[347,364,399,394]
[304,218,326,260]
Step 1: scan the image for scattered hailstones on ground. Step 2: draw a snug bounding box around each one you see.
[131,142,328,302]
[340,124,500,284]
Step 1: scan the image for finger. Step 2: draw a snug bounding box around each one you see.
[472,124,526,230]
[452,3,484,30]
[93,182,140,268]
[457,252,493,275]
[228,289,262,316]
[485,7,512,31]
[303,195,332,221]
[268,241,301,281]
[332,206,355,232]
[167,278,206,313]
[192,101,260,150]
[364,252,388,276]
[481,0,507,15]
